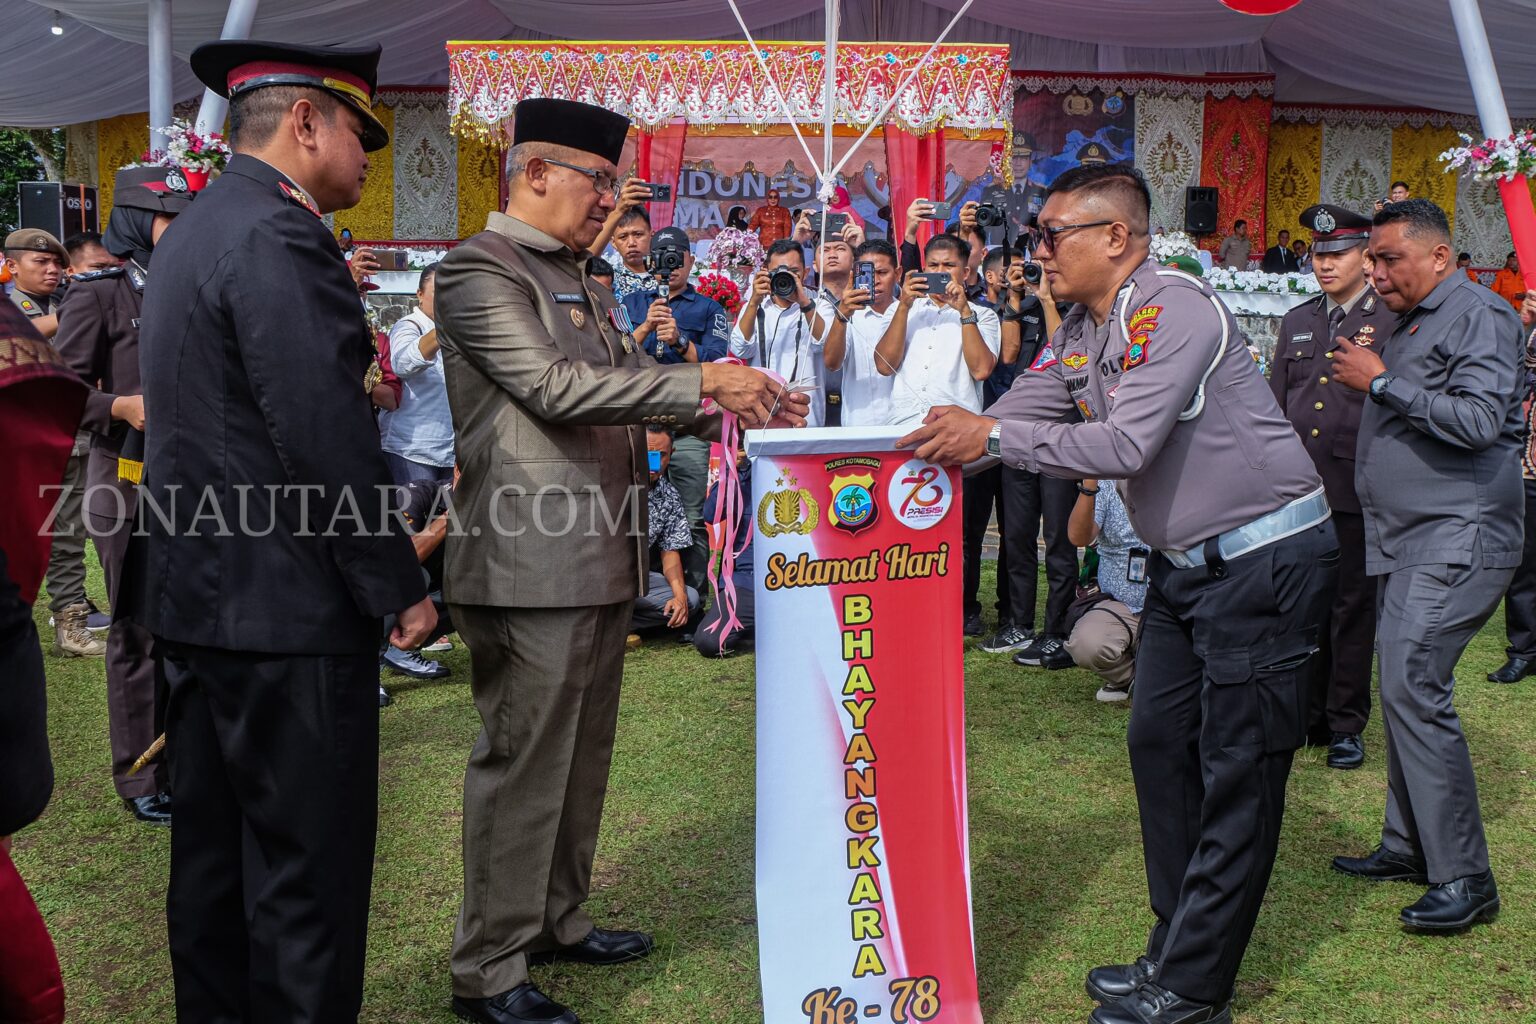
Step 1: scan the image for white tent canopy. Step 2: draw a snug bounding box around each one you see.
[6,0,1536,127]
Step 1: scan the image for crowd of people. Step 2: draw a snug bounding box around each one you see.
[4,33,1535,1024]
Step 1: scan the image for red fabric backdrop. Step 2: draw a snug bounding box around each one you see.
[636,120,689,230]
[1200,94,1273,257]
[885,126,947,251]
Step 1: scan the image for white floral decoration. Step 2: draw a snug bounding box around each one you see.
[1440,130,1536,184]
[1204,267,1320,296]
[1148,230,1200,263]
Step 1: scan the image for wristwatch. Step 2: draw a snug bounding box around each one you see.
[985,422,1003,458]
[1368,373,1395,404]
[799,300,816,314]
[959,312,979,326]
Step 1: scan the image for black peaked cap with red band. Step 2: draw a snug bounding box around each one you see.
[513,98,630,166]
[112,165,197,214]
[191,39,389,152]
[1299,203,1373,254]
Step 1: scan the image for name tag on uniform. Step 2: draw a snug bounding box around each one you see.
[552,292,585,303]
[1290,332,1313,343]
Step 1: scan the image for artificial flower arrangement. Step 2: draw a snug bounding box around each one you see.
[1204,266,1321,295]
[695,272,743,315]
[1440,130,1536,183]
[704,227,767,275]
[1149,230,1201,263]
[143,118,232,190]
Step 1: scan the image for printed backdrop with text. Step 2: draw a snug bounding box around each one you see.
[750,429,977,1024]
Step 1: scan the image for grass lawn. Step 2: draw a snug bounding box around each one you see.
[14,555,1536,1023]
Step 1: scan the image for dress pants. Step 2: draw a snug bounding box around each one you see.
[1311,510,1376,735]
[1501,478,1536,659]
[631,571,700,630]
[1127,523,1337,1004]
[43,446,90,613]
[162,643,379,1024]
[1065,599,1140,688]
[998,465,1078,635]
[962,463,1011,623]
[1376,560,1511,882]
[85,511,165,800]
[450,600,632,998]
[666,438,712,594]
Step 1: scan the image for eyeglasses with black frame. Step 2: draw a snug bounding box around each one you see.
[1035,219,1117,255]
[541,157,620,198]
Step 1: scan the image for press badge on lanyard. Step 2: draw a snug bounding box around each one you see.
[1128,547,1150,584]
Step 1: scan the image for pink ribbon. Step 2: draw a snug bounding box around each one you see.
[703,358,782,654]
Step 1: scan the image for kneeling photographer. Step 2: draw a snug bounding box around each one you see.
[619,226,730,364]
[730,238,830,426]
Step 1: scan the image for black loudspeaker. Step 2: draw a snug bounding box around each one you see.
[1184,186,1219,235]
[18,181,99,239]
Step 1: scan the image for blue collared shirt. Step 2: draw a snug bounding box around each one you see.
[378,308,455,468]
[620,284,731,364]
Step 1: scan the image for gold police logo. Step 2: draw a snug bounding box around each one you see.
[757,470,820,537]
[828,471,879,536]
[570,308,586,329]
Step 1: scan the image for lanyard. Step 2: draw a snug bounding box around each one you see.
[756,303,803,382]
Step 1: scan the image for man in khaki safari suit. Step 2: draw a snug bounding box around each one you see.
[434,97,806,1024]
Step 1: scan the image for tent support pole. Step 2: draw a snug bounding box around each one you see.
[195,0,264,134]
[1448,0,1536,288]
[148,0,173,152]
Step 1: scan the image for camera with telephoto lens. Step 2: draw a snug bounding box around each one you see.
[973,202,1006,228]
[770,268,800,301]
[647,239,687,278]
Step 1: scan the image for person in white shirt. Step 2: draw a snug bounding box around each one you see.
[731,238,830,426]
[379,262,455,484]
[876,233,1000,424]
[822,239,900,427]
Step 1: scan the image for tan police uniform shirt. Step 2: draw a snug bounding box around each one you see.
[989,259,1323,552]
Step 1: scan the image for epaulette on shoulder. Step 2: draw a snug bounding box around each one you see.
[72,266,125,284]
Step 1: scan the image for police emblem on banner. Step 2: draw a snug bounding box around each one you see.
[757,471,820,537]
[828,471,880,536]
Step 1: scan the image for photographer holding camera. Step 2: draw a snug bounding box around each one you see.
[876,232,1000,425]
[619,226,730,365]
[823,239,900,427]
[731,238,830,426]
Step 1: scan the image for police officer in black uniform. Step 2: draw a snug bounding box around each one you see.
[53,163,197,825]
[136,40,434,1023]
[1268,203,1397,770]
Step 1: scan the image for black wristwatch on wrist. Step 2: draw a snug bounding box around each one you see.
[1077,483,1099,495]
[1368,372,1395,404]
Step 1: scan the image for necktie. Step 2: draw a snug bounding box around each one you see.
[1328,305,1346,340]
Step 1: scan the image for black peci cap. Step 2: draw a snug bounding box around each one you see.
[512,98,630,166]
[191,39,388,152]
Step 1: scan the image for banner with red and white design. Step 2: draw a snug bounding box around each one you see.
[749,427,979,1024]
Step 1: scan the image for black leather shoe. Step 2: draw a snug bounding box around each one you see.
[528,927,653,966]
[1089,983,1230,1024]
[963,611,985,637]
[1488,657,1535,683]
[124,791,172,826]
[1400,871,1499,931]
[1327,732,1364,770]
[453,983,577,1024]
[1086,957,1156,1003]
[1332,846,1428,884]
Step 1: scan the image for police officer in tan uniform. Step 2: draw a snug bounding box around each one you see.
[898,164,1337,1024]
[5,227,104,656]
[435,98,807,1024]
[1269,203,1397,771]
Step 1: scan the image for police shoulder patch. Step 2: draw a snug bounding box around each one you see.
[1122,304,1161,371]
[1029,342,1058,372]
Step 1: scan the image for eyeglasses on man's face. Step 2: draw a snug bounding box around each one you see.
[1035,219,1117,256]
[542,157,619,198]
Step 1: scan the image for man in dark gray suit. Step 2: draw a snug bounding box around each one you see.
[436,98,805,1024]
[1330,199,1522,931]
